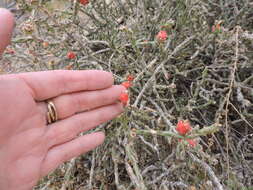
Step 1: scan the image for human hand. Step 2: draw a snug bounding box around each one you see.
[0,8,125,190]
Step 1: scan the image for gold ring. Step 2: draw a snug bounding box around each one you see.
[46,101,58,124]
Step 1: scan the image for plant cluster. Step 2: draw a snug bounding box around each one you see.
[1,0,252,189]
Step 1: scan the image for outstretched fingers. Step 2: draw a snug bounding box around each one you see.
[38,85,126,120]
[17,70,114,101]
[45,102,123,147]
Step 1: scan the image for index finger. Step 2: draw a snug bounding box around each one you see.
[16,70,114,101]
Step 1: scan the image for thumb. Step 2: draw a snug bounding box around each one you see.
[0,8,14,56]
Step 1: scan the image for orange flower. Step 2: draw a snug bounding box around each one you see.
[156,30,168,42]
[216,23,221,31]
[212,23,221,33]
[186,139,197,147]
[79,0,89,6]
[127,75,134,81]
[121,81,132,89]
[42,41,49,48]
[67,51,76,59]
[176,120,192,136]
[119,92,129,106]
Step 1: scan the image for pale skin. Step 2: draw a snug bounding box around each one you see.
[0,8,125,190]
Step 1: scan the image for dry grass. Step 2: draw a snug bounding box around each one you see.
[1,0,253,189]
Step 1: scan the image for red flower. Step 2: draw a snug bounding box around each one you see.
[79,0,89,5]
[121,81,132,89]
[119,92,129,105]
[186,139,197,147]
[176,120,192,136]
[127,75,134,81]
[156,30,168,42]
[67,51,76,59]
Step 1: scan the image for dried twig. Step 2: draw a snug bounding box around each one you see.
[188,152,224,190]
[224,26,240,178]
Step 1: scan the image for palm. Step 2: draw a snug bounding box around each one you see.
[0,8,125,190]
[0,78,46,189]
